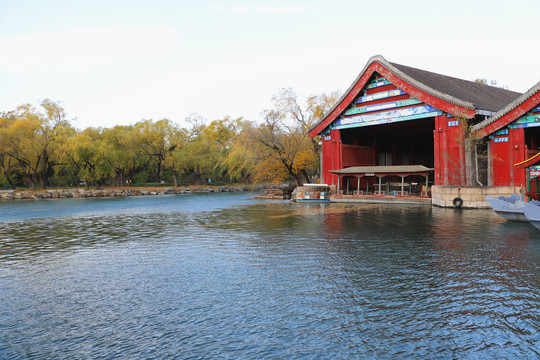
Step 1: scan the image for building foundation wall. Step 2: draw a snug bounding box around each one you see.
[431,185,526,209]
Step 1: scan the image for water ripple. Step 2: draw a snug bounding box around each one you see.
[0,196,539,359]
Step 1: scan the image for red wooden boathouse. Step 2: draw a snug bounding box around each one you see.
[308,55,525,204]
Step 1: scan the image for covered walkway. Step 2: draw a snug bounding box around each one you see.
[330,165,433,197]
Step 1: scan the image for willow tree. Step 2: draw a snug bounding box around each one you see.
[221,120,257,183]
[203,116,245,182]
[271,88,341,161]
[0,112,19,186]
[102,125,143,186]
[247,109,317,185]
[64,127,113,188]
[0,100,70,189]
[135,119,180,183]
[237,89,340,185]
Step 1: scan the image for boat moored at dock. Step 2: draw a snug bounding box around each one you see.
[296,184,331,202]
[520,200,540,230]
[484,194,528,222]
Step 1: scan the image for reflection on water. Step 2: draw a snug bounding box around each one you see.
[1,193,539,359]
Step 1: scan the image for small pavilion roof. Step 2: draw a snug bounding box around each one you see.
[329,165,433,175]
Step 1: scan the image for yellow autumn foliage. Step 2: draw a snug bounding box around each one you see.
[0,89,339,188]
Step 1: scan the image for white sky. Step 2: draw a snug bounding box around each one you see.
[0,0,539,129]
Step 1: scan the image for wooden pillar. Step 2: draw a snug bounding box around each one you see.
[487,140,493,186]
[434,115,449,185]
[433,127,440,185]
[366,176,369,194]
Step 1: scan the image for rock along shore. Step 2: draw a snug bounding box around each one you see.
[0,185,258,200]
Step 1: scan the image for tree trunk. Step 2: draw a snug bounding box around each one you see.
[283,161,303,186]
[171,168,178,187]
[156,157,162,183]
[29,175,37,190]
[3,170,14,186]
[301,169,310,184]
[39,174,46,189]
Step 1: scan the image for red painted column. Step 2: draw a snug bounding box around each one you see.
[509,130,516,185]
[488,141,493,186]
[322,129,342,186]
[459,124,466,186]
[491,138,509,186]
[434,115,450,185]
[509,128,525,186]
[433,121,441,185]
[456,120,466,185]
[447,116,466,186]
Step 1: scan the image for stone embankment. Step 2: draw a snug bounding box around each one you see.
[0,186,254,200]
[254,187,293,200]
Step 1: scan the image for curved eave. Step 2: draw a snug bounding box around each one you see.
[308,55,476,138]
[472,81,540,138]
[515,151,540,169]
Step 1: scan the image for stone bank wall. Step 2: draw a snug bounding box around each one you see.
[0,186,252,200]
[431,185,526,209]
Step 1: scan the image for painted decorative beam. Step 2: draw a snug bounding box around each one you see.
[355,89,407,104]
[488,129,509,139]
[508,113,540,129]
[333,105,442,130]
[366,79,392,89]
[345,98,422,116]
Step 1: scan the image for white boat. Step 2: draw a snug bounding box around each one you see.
[520,201,540,229]
[297,184,331,202]
[485,194,528,222]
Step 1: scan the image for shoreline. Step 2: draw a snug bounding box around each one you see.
[0,185,261,200]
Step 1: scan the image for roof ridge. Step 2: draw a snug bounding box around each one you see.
[379,58,476,110]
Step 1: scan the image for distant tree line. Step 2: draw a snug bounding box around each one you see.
[0,89,340,189]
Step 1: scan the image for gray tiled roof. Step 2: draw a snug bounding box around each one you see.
[329,165,433,174]
[389,62,522,113]
[472,80,540,133]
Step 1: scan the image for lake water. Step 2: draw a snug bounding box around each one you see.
[0,192,539,359]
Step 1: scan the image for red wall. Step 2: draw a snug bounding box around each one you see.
[433,115,465,185]
[490,128,526,186]
[322,129,341,185]
[342,144,375,167]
